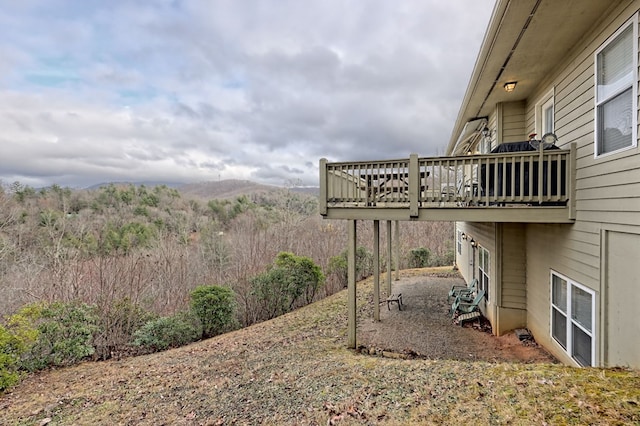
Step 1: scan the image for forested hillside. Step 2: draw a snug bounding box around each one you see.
[0,181,452,365]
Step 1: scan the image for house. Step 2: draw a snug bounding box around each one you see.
[319,0,640,369]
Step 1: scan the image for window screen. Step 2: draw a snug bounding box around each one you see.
[550,271,595,366]
[595,19,636,156]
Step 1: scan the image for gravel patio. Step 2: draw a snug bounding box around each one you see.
[357,270,557,363]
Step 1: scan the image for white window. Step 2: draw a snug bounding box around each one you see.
[478,246,489,301]
[456,230,462,255]
[594,16,638,157]
[550,271,596,367]
[542,98,554,135]
[536,89,554,137]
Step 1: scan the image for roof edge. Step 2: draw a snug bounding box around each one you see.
[446,0,509,155]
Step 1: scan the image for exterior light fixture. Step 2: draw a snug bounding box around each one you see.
[469,239,477,248]
[461,232,467,240]
[504,81,517,92]
[482,127,491,138]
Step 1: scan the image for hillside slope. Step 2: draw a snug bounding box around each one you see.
[1,269,638,425]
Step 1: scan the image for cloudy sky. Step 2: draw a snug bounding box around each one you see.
[0,0,494,189]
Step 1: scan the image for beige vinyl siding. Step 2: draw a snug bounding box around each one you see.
[501,101,526,142]
[525,222,601,364]
[452,0,640,365]
[604,230,640,367]
[554,56,593,144]
[520,5,640,346]
[500,223,526,310]
[458,223,497,324]
[454,224,496,274]
[488,111,499,150]
[532,3,640,229]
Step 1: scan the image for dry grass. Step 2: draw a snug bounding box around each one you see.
[1,268,639,425]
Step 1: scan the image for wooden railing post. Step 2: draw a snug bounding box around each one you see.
[538,147,544,204]
[319,158,328,216]
[409,153,419,217]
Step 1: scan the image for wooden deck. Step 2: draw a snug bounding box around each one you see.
[319,143,576,223]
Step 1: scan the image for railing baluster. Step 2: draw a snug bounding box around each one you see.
[320,150,571,212]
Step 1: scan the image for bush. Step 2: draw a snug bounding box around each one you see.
[408,247,430,268]
[133,312,202,352]
[0,325,22,391]
[190,285,237,339]
[251,252,325,320]
[327,246,374,288]
[22,302,99,371]
[0,304,44,391]
[93,298,157,360]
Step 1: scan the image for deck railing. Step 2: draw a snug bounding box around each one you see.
[319,144,576,218]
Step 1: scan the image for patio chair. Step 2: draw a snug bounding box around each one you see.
[447,278,478,303]
[451,289,485,319]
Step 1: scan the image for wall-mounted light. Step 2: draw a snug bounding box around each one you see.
[503,81,517,92]
[481,127,491,138]
[469,239,477,248]
[461,232,467,240]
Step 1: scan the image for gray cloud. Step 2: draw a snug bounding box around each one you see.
[0,0,494,188]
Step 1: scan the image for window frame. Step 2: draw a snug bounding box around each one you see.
[594,15,638,158]
[535,88,555,137]
[550,270,596,367]
[478,246,489,301]
[456,230,462,255]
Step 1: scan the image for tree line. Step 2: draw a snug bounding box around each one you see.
[0,181,453,390]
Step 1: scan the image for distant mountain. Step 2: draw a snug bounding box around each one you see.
[179,179,280,200]
[180,180,320,200]
[85,179,319,200]
[289,186,319,197]
[86,181,183,190]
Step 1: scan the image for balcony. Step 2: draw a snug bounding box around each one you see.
[319,143,576,223]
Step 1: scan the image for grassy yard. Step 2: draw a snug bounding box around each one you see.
[1,268,638,425]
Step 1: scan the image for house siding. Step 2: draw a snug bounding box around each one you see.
[525,222,601,365]
[500,223,526,310]
[448,0,640,367]
[515,2,640,366]
[454,222,497,325]
[501,101,526,143]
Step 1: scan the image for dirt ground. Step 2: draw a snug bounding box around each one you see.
[358,271,557,363]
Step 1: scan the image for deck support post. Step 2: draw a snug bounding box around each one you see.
[394,220,400,281]
[373,220,380,322]
[386,220,392,295]
[347,219,357,348]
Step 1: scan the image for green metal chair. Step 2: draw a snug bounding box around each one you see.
[451,289,485,319]
[447,278,478,303]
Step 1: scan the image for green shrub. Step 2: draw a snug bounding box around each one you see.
[252,252,325,320]
[408,247,430,268]
[190,285,237,339]
[23,302,99,371]
[133,206,149,217]
[6,303,43,352]
[327,246,374,288]
[133,312,202,352]
[0,325,22,391]
[0,303,44,391]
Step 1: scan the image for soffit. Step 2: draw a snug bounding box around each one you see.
[448,0,625,153]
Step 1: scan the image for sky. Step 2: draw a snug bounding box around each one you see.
[0,0,494,189]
